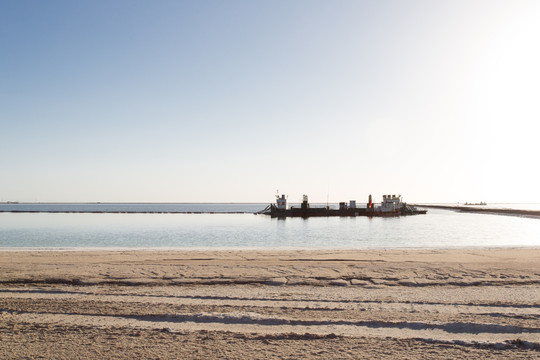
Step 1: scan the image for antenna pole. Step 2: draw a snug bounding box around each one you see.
[327,185,329,208]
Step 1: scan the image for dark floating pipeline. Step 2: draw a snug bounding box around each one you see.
[0,210,249,214]
[257,194,427,218]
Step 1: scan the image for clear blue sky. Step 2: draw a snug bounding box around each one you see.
[1,0,539,203]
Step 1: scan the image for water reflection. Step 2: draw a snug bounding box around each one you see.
[0,209,539,249]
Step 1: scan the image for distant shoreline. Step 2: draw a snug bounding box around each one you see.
[3,202,539,216]
[414,204,540,219]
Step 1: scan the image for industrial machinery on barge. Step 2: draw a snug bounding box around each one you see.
[258,194,427,218]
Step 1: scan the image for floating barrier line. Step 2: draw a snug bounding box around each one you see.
[0,210,249,214]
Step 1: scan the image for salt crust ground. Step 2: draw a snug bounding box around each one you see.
[0,248,539,359]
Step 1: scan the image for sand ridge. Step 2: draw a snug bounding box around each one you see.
[1,248,539,359]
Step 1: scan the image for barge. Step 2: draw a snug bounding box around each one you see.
[259,194,427,218]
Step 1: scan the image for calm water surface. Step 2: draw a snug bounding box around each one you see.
[1,204,539,249]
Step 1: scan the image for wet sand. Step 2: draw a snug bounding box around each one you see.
[1,248,539,359]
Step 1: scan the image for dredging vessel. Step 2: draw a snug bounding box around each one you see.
[258,194,427,218]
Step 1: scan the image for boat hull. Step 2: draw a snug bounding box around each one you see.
[265,206,426,218]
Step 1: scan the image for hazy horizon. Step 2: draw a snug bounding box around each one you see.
[2,0,539,204]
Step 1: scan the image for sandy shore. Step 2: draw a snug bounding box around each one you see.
[414,204,540,219]
[1,248,539,359]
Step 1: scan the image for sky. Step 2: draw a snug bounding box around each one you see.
[1,0,539,203]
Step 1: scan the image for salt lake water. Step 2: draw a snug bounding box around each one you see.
[0,203,539,249]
